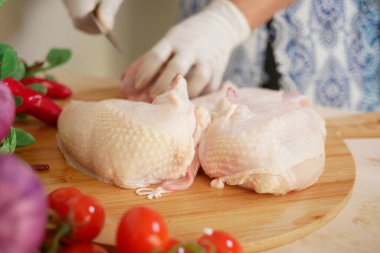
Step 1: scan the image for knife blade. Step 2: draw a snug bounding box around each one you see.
[89,11,123,54]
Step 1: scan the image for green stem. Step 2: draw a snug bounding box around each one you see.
[47,222,70,253]
[45,223,57,230]
[166,242,209,253]
[25,65,55,77]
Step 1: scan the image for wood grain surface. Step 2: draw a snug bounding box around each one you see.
[13,85,369,252]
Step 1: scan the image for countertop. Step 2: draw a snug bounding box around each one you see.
[267,137,380,253]
[55,73,380,252]
[266,110,380,253]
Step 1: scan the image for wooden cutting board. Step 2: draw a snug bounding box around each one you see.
[15,86,379,252]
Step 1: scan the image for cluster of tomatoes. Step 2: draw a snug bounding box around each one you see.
[42,187,242,253]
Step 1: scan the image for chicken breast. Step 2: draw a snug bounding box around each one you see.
[193,84,326,194]
[57,75,209,198]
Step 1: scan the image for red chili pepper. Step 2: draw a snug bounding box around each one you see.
[2,77,62,126]
[21,77,72,99]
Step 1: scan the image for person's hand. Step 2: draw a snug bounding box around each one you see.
[121,0,250,101]
[62,0,123,34]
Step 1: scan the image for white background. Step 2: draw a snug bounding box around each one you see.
[0,0,179,80]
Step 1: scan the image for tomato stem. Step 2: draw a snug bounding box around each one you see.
[45,223,57,230]
[46,209,61,231]
[166,242,209,253]
[47,222,70,253]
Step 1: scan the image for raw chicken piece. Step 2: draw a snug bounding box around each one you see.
[57,75,210,199]
[193,84,326,194]
[192,82,310,110]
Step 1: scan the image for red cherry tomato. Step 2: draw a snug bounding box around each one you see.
[60,243,108,253]
[66,195,105,242]
[197,229,242,253]
[47,187,83,218]
[117,206,169,253]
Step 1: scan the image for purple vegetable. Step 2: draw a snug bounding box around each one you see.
[0,155,47,253]
[0,82,15,140]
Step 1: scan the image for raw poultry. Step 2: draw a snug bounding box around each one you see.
[193,83,326,194]
[57,76,326,198]
[57,75,210,198]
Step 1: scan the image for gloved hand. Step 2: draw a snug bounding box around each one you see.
[62,0,123,34]
[121,0,250,100]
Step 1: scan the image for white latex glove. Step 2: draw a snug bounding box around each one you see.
[63,0,123,34]
[122,0,250,100]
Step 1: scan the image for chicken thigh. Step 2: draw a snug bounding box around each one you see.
[57,75,209,198]
[193,84,326,194]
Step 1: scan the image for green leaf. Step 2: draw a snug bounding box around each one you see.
[0,43,24,79]
[16,113,28,120]
[14,128,36,148]
[46,48,72,67]
[13,60,26,80]
[44,74,57,81]
[28,83,47,95]
[0,0,7,7]
[0,127,16,154]
[0,43,12,56]
[14,96,23,107]
[1,48,18,79]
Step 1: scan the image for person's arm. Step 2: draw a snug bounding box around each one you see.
[231,0,294,29]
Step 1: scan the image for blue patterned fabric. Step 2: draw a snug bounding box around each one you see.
[178,0,380,111]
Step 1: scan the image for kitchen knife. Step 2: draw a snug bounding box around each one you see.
[89,11,123,54]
